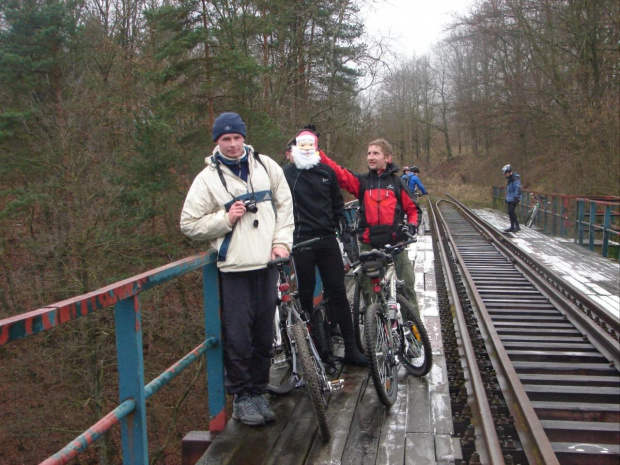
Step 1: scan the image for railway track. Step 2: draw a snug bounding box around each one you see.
[428,196,620,465]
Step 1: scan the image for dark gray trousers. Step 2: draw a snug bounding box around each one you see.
[506,200,520,228]
[219,267,278,395]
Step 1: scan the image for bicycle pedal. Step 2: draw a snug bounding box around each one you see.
[329,379,345,391]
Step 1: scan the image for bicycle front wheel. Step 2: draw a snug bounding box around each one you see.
[291,321,331,442]
[396,294,432,377]
[364,302,398,407]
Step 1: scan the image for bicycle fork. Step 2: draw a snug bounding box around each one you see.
[305,327,345,393]
[289,320,345,395]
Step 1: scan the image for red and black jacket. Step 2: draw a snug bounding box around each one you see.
[319,151,420,244]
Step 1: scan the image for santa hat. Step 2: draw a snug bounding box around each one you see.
[295,130,319,149]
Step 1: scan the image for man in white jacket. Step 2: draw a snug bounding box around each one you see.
[180,112,294,426]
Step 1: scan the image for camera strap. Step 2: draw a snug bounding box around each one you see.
[218,189,274,263]
[223,190,273,212]
[211,149,270,203]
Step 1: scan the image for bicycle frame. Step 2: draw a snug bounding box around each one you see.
[526,194,548,228]
[354,244,406,309]
[353,233,432,406]
[272,258,344,395]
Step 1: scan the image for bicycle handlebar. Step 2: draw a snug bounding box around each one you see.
[349,235,417,268]
[292,236,322,252]
[267,237,323,269]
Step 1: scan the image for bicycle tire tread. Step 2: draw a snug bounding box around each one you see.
[396,295,432,376]
[291,322,331,442]
[364,302,398,407]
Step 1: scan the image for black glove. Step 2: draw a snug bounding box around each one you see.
[397,223,415,240]
[409,223,417,235]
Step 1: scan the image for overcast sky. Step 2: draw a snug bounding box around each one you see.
[362,0,474,56]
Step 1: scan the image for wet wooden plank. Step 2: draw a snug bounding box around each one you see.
[435,435,463,464]
[195,417,250,465]
[407,374,431,433]
[305,366,368,464]
[405,432,435,465]
[259,390,317,465]
[197,389,301,465]
[340,376,385,465]
[376,369,410,464]
[425,315,443,352]
[430,354,454,436]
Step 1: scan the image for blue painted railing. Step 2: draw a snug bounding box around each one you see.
[0,251,226,464]
[575,198,620,258]
[492,187,620,259]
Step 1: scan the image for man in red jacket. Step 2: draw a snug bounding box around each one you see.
[319,138,421,315]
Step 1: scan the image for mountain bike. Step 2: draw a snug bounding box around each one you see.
[356,232,432,407]
[524,194,548,228]
[266,239,344,442]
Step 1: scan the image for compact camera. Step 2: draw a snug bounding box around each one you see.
[243,199,258,214]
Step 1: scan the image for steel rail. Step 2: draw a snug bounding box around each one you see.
[433,198,560,465]
[427,196,506,465]
[446,194,620,368]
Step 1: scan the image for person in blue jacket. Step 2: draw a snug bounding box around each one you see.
[402,166,427,195]
[502,164,522,232]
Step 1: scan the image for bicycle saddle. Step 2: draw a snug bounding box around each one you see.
[358,249,386,262]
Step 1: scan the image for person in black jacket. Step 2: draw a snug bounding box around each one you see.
[283,129,368,366]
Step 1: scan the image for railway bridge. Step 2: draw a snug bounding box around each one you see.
[1,197,618,465]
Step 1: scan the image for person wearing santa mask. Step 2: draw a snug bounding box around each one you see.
[283,128,368,367]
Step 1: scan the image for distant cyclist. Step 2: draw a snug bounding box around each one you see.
[402,165,427,196]
[502,164,522,233]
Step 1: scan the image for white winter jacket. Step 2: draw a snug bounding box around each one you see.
[180,145,294,272]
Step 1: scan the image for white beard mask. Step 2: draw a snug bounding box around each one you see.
[291,145,320,169]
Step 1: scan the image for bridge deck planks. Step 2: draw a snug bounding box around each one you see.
[196,231,458,465]
[305,366,367,464]
[196,363,445,464]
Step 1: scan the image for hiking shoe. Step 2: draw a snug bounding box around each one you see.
[513,226,521,232]
[232,395,265,426]
[251,394,276,423]
[503,227,515,233]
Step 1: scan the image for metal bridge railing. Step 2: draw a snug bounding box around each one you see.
[575,198,620,259]
[492,187,620,259]
[0,251,226,465]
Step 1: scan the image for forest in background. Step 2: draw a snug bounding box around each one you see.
[0,0,617,463]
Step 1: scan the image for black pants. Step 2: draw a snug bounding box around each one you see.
[506,200,519,228]
[219,267,278,395]
[293,235,355,341]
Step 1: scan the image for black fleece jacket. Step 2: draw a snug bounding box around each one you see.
[283,162,345,243]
